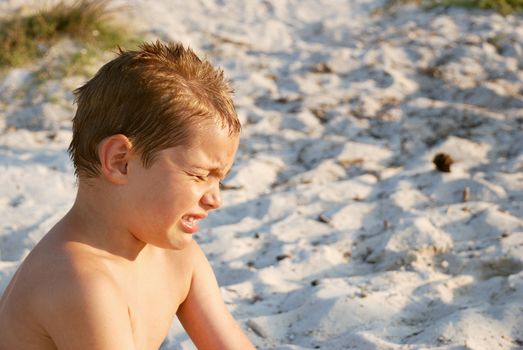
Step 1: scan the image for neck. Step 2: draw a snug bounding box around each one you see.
[63,180,147,262]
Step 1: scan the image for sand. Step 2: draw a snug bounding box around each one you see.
[1,0,523,349]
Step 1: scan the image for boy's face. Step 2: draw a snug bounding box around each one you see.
[124,122,239,250]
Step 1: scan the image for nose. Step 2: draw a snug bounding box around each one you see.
[201,182,222,210]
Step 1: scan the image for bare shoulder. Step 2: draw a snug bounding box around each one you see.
[176,240,256,350]
[163,239,209,282]
[35,245,122,310]
[1,231,107,309]
[162,239,207,299]
[176,239,208,267]
[18,232,117,301]
[1,232,136,349]
[19,234,125,322]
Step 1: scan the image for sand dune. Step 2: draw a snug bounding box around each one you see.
[1,0,522,349]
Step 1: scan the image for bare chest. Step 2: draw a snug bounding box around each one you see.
[125,285,177,349]
[117,256,191,349]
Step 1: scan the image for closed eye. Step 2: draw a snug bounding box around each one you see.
[186,172,207,182]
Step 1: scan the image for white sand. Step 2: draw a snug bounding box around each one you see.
[1,0,523,349]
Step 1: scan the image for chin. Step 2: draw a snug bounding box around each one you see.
[164,233,194,250]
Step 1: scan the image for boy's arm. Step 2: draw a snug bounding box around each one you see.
[39,269,137,350]
[177,242,255,350]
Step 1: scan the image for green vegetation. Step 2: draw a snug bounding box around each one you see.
[383,0,523,15]
[0,0,139,70]
[431,0,523,15]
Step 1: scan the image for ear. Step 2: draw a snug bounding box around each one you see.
[98,134,133,184]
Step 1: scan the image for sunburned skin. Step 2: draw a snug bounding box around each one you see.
[0,122,255,350]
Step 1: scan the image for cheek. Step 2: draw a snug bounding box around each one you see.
[158,182,201,210]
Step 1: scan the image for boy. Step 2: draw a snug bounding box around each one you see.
[0,41,255,350]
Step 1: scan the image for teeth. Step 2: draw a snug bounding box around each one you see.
[183,216,197,226]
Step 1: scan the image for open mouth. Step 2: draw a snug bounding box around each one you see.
[180,215,201,233]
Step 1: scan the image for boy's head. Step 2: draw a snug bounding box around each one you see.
[68,41,240,179]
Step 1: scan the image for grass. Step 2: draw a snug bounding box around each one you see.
[0,0,139,69]
[430,0,523,15]
[382,0,523,15]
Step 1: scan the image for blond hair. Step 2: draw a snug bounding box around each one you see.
[68,40,240,178]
